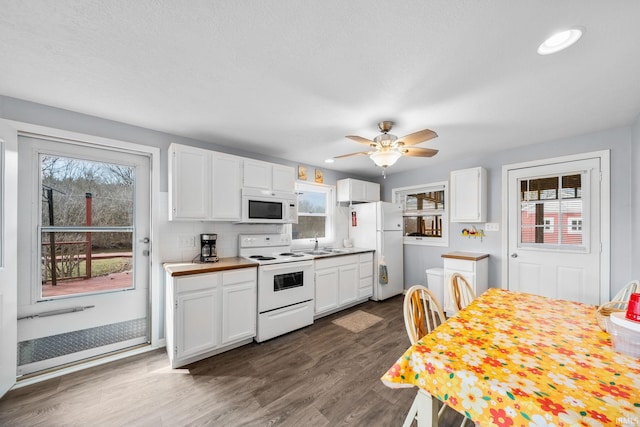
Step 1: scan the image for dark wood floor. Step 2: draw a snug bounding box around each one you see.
[0,295,466,426]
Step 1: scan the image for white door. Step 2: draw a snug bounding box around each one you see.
[17,135,151,375]
[507,157,604,305]
[0,122,18,396]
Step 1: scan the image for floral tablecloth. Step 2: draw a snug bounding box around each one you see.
[381,288,640,427]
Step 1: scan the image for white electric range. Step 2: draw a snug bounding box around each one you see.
[239,234,315,342]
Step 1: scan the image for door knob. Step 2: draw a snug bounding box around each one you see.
[140,237,150,244]
[511,253,518,258]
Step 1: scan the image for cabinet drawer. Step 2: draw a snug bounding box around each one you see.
[359,261,373,278]
[176,273,219,293]
[443,258,475,273]
[222,267,257,285]
[358,252,373,263]
[315,254,358,269]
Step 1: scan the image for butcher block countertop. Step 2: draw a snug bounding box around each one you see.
[164,257,258,277]
[441,251,489,261]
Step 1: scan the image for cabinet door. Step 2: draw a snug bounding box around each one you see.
[350,179,367,202]
[272,164,295,192]
[176,288,219,360]
[338,263,359,305]
[243,159,271,189]
[450,167,486,223]
[365,181,380,202]
[212,153,242,220]
[169,144,210,220]
[315,268,339,314]
[221,281,256,344]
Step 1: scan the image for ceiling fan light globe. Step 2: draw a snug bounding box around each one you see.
[370,150,402,168]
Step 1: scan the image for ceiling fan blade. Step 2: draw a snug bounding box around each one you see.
[397,129,438,146]
[346,135,376,146]
[401,147,439,157]
[333,151,370,160]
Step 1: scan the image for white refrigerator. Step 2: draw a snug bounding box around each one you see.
[349,202,404,301]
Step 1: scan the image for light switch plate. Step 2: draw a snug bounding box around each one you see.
[178,234,196,248]
[485,223,499,232]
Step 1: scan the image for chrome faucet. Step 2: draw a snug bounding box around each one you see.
[313,235,319,251]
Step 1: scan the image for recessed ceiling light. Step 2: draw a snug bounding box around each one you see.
[324,158,335,163]
[537,28,583,55]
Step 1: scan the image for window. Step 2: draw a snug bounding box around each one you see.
[519,173,585,248]
[568,217,583,233]
[292,182,334,245]
[393,181,448,246]
[39,154,136,299]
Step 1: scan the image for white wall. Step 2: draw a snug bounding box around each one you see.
[378,124,637,299]
[631,114,640,280]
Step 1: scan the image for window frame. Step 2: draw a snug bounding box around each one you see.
[291,181,335,248]
[393,181,449,247]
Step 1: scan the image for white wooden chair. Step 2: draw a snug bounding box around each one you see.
[402,286,468,427]
[449,273,476,312]
[610,280,640,309]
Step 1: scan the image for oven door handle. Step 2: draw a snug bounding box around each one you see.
[260,260,314,271]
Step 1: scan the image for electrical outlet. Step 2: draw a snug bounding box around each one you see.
[485,223,499,232]
[178,234,195,248]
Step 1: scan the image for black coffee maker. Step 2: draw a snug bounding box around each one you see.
[200,234,219,263]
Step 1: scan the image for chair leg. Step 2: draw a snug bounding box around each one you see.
[402,393,419,427]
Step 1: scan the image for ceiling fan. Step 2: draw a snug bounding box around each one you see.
[335,121,438,176]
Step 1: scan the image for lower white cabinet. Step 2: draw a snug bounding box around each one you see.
[166,267,256,368]
[358,252,374,299]
[442,252,488,316]
[314,252,373,317]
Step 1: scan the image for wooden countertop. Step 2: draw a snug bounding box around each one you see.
[441,251,489,261]
[164,257,258,277]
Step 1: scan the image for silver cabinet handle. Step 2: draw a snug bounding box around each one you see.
[511,253,518,258]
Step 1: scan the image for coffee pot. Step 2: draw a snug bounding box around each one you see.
[200,234,219,263]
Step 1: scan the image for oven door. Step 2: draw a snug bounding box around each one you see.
[258,260,314,313]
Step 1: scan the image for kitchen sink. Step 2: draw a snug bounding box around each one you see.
[304,250,331,255]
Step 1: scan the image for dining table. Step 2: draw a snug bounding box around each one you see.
[381,287,640,426]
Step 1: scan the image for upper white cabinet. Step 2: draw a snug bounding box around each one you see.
[169,144,211,220]
[336,178,380,203]
[450,167,487,223]
[212,152,242,220]
[243,159,295,192]
[170,143,298,221]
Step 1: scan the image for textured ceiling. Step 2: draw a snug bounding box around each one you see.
[2,1,640,178]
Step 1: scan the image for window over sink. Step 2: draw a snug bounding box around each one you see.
[393,181,449,247]
[291,182,334,246]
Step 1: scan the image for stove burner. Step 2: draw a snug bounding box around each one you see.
[290,254,304,257]
[249,255,264,259]
[255,256,276,261]
[279,252,295,256]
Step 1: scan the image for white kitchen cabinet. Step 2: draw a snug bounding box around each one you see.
[314,267,339,314]
[442,252,489,316]
[169,144,210,220]
[450,167,487,223]
[221,269,257,344]
[167,272,220,367]
[243,158,295,192]
[212,152,242,221]
[336,178,380,203]
[165,266,257,368]
[358,252,374,299]
[314,252,373,317]
[169,143,243,221]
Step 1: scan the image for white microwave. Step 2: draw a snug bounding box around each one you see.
[241,188,298,224]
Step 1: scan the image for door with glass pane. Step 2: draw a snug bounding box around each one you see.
[507,158,601,305]
[17,135,150,376]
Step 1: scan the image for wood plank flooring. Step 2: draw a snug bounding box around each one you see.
[0,296,466,427]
